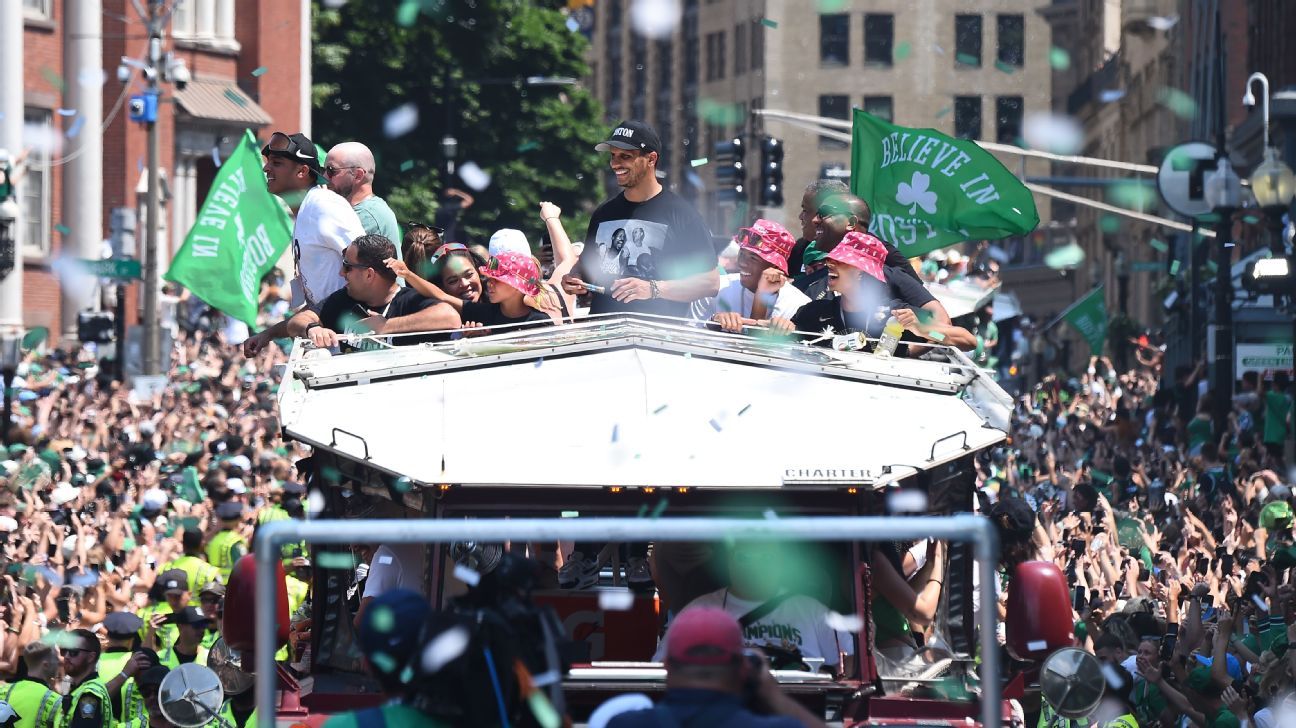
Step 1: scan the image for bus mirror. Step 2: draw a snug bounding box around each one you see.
[1039,647,1105,719]
[1004,561,1074,661]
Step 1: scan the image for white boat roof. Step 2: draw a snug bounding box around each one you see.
[277,316,1012,490]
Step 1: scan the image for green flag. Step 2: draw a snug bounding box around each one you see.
[1062,286,1108,355]
[164,129,293,327]
[850,109,1039,257]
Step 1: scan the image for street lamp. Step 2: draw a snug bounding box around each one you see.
[0,331,20,446]
[1243,72,1296,255]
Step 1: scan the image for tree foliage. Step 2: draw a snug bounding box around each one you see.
[312,0,607,247]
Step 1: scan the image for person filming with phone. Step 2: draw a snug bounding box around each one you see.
[606,607,828,728]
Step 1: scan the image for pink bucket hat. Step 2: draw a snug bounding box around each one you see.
[827,231,888,283]
[480,252,543,297]
[736,219,797,274]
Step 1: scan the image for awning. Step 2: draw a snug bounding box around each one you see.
[173,79,272,126]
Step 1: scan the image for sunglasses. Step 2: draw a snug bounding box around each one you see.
[816,204,850,219]
[199,596,221,605]
[261,132,314,163]
[62,648,89,657]
[324,165,361,178]
[342,259,373,273]
[406,221,446,236]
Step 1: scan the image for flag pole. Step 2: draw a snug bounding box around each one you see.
[1041,286,1103,333]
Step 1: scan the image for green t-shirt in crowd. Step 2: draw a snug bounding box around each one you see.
[1263,390,1291,444]
[1187,415,1213,450]
[353,196,402,258]
[323,703,446,728]
[1208,707,1241,728]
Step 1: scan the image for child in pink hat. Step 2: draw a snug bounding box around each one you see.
[702,219,811,334]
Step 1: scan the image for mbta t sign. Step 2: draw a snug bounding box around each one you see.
[1156,142,1219,218]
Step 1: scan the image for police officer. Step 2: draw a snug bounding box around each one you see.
[156,608,213,668]
[196,583,224,652]
[1,642,60,728]
[139,570,190,650]
[161,529,221,605]
[207,503,248,581]
[256,481,309,567]
[61,629,146,728]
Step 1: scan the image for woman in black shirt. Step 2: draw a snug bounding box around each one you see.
[460,252,567,328]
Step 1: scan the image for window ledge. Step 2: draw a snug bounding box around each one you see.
[23,15,57,32]
[174,37,242,55]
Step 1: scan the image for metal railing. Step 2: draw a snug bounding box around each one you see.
[255,516,1002,727]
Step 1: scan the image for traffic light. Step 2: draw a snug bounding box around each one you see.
[714,136,746,204]
[759,136,784,207]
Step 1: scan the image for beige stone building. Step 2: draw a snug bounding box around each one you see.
[585,0,1054,239]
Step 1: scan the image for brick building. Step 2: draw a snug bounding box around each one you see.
[12,0,309,342]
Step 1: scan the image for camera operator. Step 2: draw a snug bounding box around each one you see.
[321,589,432,728]
[607,607,828,728]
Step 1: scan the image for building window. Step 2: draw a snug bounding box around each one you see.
[716,31,726,80]
[683,14,699,86]
[22,0,53,19]
[656,38,674,92]
[863,95,893,123]
[705,31,727,81]
[20,109,51,256]
[955,15,982,67]
[997,14,1024,67]
[864,14,893,66]
[820,14,850,67]
[170,0,237,45]
[954,96,981,140]
[734,22,747,76]
[996,96,1024,144]
[749,20,764,72]
[818,95,850,150]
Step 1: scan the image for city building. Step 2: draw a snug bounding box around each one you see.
[2,0,309,344]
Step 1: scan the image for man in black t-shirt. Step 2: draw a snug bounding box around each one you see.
[278,234,460,352]
[563,120,719,318]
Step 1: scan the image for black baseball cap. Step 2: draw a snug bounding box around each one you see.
[261,131,323,175]
[594,120,662,155]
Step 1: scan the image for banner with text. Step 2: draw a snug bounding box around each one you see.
[1062,286,1108,356]
[164,129,293,327]
[850,110,1039,257]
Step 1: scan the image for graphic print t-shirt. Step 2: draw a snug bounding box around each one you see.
[652,589,854,666]
[579,190,714,318]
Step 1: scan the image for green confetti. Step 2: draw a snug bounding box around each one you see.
[653,404,668,414]
[370,605,395,633]
[649,497,669,519]
[894,41,911,61]
[316,552,356,570]
[399,665,415,685]
[1204,261,1218,276]
[699,99,745,126]
[515,140,540,153]
[400,159,414,172]
[1044,242,1086,270]
[816,0,846,11]
[396,0,420,26]
[1157,88,1197,120]
[223,89,247,107]
[994,60,1017,74]
[1169,260,1181,276]
[1049,47,1071,70]
[370,651,398,673]
[1241,214,1261,225]
[1148,239,1169,253]
[635,504,649,518]
[956,52,979,67]
[928,331,946,341]
[760,18,778,28]
[40,67,65,93]
[1100,215,1121,234]
[251,66,268,77]
[1107,181,1158,212]
[935,106,953,119]
[54,224,71,236]
[915,308,935,324]
[321,465,341,484]
[691,158,709,167]
[393,477,412,493]
[527,691,562,728]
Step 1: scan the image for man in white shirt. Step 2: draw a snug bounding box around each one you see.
[702,219,809,334]
[357,542,427,623]
[262,131,365,309]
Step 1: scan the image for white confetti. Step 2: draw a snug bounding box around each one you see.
[1100,89,1126,104]
[78,67,107,88]
[421,625,470,673]
[598,589,635,611]
[1252,594,1269,612]
[1027,639,1048,652]
[1101,662,1125,689]
[453,563,481,586]
[211,146,222,168]
[50,257,97,311]
[1022,112,1084,155]
[887,489,928,513]
[1147,15,1179,31]
[322,0,348,6]
[457,161,491,191]
[824,611,864,633]
[630,0,682,39]
[307,489,326,516]
[382,103,419,138]
[763,509,778,520]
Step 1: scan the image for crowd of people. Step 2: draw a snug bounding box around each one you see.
[0,117,1290,727]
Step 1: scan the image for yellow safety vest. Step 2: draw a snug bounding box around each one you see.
[1103,715,1139,728]
[259,506,308,565]
[2,679,62,728]
[118,678,145,728]
[207,530,247,580]
[206,701,256,728]
[162,554,223,602]
[135,603,176,650]
[1039,703,1092,728]
[57,677,111,728]
[156,644,210,670]
[96,650,133,724]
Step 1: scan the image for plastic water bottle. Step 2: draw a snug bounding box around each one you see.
[874,316,904,358]
[831,332,867,351]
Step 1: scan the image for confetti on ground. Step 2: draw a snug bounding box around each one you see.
[453,563,481,586]
[691,158,708,167]
[399,159,414,172]
[825,611,864,633]
[894,41,911,61]
[760,18,778,28]
[1049,47,1071,71]
[1157,88,1197,120]
[1169,260,1180,276]
[887,489,928,512]
[54,224,70,236]
[251,66,268,77]
[1148,239,1169,253]
[422,626,470,673]
[598,589,635,611]
[40,67,65,93]
[653,404,668,414]
[383,103,419,138]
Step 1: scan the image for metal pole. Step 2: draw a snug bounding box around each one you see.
[1211,0,1233,437]
[115,284,128,382]
[142,3,163,377]
[0,0,24,334]
[1190,223,1201,362]
[254,516,1002,728]
[0,370,10,446]
[62,0,104,340]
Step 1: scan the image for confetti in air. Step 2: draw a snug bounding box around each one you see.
[887,489,928,513]
[396,0,421,26]
[691,158,708,167]
[314,552,356,570]
[211,147,222,167]
[1148,239,1168,253]
[307,489,327,516]
[516,140,540,153]
[1157,88,1197,120]
[1044,243,1086,270]
[399,159,414,172]
[1100,89,1126,104]
[1147,15,1179,31]
[54,224,71,236]
[708,418,722,432]
[422,626,470,673]
[630,0,682,39]
[40,67,65,93]
[1049,47,1071,70]
[370,605,395,633]
[1169,260,1180,276]
[453,563,481,586]
[599,589,635,611]
[322,0,349,7]
[610,424,619,443]
[653,404,668,414]
[1022,112,1084,155]
[457,161,491,191]
[56,108,77,117]
[251,66,268,77]
[825,611,864,633]
[760,18,778,28]
[369,652,398,674]
[223,89,247,107]
[383,103,419,138]
[894,42,911,60]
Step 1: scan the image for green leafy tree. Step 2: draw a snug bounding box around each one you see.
[312,0,606,249]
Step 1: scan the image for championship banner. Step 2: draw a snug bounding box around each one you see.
[1061,286,1108,356]
[850,110,1039,257]
[165,129,293,327]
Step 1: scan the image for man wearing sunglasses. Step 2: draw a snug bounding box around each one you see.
[260,131,365,310]
[323,142,401,258]
[792,191,922,303]
[59,629,149,728]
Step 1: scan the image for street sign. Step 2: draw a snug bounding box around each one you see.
[79,257,141,279]
[1236,342,1294,379]
[1156,142,1218,218]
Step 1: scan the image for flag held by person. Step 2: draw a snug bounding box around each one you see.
[850,109,1039,257]
[165,129,293,327]
[1061,286,1108,356]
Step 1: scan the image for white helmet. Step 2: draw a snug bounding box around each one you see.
[0,700,20,727]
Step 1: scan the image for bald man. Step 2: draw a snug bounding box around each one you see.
[324,142,402,259]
